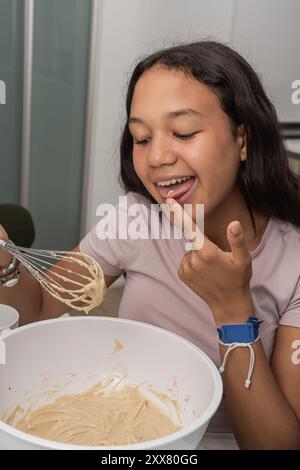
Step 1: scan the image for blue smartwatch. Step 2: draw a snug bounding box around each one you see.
[217,316,263,344]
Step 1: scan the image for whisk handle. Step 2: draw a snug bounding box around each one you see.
[0,239,10,252]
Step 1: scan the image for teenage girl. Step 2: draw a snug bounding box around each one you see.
[1,41,300,449]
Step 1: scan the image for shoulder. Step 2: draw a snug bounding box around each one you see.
[273,217,300,239]
[94,192,155,238]
[252,217,300,259]
[271,217,300,255]
[251,217,300,321]
[273,217,300,238]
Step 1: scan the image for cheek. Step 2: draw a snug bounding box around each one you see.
[192,133,240,194]
[132,155,149,185]
[132,154,142,177]
[206,154,240,191]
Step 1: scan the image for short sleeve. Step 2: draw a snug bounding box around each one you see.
[279,278,300,328]
[79,203,128,278]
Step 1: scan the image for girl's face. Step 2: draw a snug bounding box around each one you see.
[129,67,247,216]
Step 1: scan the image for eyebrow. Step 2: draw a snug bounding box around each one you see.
[128,108,204,125]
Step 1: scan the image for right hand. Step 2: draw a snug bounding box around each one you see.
[0,224,13,266]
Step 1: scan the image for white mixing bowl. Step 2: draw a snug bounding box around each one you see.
[0,316,223,450]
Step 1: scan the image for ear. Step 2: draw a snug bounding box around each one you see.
[236,124,247,162]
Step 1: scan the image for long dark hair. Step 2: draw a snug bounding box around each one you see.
[119,41,300,227]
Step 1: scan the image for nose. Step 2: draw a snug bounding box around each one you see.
[147,135,177,168]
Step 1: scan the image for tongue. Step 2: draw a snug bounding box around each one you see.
[158,177,195,199]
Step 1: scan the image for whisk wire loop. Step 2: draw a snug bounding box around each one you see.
[0,239,106,314]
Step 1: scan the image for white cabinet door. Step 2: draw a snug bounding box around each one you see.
[232,0,300,122]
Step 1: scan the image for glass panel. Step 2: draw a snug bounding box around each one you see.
[29,0,91,249]
[0,0,23,203]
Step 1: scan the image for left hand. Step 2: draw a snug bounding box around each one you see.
[164,198,254,325]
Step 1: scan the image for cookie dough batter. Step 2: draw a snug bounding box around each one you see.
[11,383,180,446]
[38,252,107,315]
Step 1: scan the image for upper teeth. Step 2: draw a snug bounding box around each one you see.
[157,176,193,187]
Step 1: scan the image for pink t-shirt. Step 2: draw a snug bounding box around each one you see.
[80,192,300,432]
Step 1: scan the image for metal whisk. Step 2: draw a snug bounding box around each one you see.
[0,239,106,314]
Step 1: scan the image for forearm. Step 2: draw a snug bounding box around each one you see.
[0,266,43,325]
[219,334,300,449]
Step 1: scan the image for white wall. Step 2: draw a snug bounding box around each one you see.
[83,0,300,234]
[231,0,300,122]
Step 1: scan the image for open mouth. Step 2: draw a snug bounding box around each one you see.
[156,176,197,204]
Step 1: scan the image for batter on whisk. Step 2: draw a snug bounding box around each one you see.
[0,237,106,314]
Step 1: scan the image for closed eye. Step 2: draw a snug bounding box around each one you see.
[174,131,199,140]
[134,138,150,146]
[133,131,199,145]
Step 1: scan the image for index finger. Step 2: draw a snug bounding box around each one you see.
[164,197,205,251]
